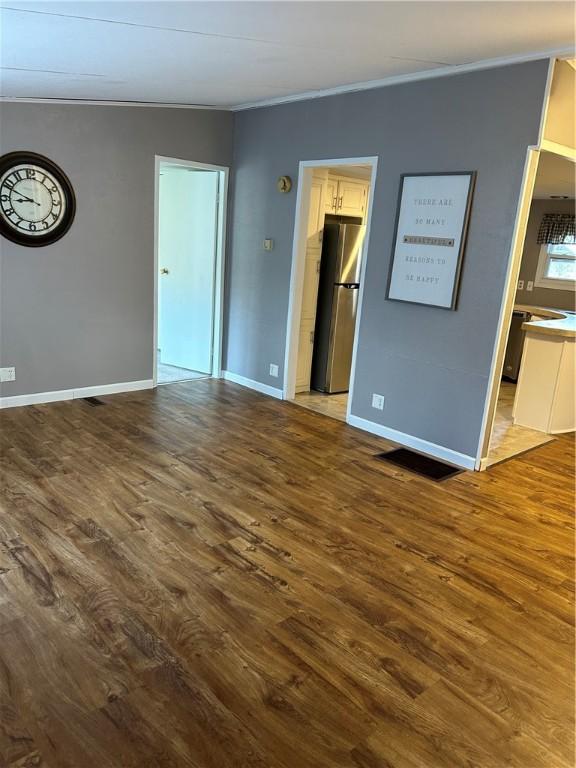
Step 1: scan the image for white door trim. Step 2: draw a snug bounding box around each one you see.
[283,156,379,405]
[153,155,229,386]
[474,147,540,468]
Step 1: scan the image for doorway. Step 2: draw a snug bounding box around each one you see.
[480,148,575,467]
[284,158,378,423]
[153,156,228,386]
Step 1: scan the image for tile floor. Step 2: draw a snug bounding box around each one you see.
[487,380,554,466]
[158,363,209,384]
[293,390,348,422]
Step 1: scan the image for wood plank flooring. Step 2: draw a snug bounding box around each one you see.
[0,379,573,768]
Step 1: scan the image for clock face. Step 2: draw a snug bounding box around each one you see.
[0,152,75,246]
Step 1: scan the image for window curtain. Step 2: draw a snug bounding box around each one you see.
[537,213,575,244]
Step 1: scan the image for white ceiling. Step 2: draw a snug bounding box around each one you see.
[0,1,573,109]
[533,152,576,199]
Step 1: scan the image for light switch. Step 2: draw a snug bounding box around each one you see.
[263,239,274,251]
[527,281,534,292]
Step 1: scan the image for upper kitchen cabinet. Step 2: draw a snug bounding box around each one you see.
[324,174,370,217]
[324,176,339,215]
[338,178,369,216]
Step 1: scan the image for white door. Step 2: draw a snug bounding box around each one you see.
[158,168,219,374]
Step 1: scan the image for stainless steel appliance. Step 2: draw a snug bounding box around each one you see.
[311,217,365,393]
[502,310,530,382]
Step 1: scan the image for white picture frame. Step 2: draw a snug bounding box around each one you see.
[386,172,476,310]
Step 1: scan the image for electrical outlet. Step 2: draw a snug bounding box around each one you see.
[371,393,385,410]
[269,363,279,377]
[517,279,524,290]
[527,280,534,292]
[0,367,15,382]
[263,239,274,251]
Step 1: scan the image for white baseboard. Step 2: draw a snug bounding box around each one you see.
[0,379,153,409]
[222,370,283,400]
[347,413,477,471]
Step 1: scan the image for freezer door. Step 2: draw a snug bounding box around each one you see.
[326,285,358,393]
[335,224,365,284]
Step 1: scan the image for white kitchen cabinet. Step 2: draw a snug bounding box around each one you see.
[338,178,368,216]
[300,251,322,322]
[324,176,339,214]
[307,178,326,247]
[296,318,316,392]
[324,174,369,218]
[296,175,325,393]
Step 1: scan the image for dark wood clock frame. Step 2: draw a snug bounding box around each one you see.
[0,151,76,247]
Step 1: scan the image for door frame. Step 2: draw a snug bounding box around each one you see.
[153,155,229,387]
[283,156,379,418]
[474,147,540,468]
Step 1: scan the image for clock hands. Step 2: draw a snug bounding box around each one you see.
[12,192,41,206]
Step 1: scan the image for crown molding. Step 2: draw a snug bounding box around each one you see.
[0,47,573,113]
[0,96,229,111]
[231,47,575,111]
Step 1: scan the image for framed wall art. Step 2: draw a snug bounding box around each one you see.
[386,171,476,310]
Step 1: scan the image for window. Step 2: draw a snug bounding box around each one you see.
[535,236,576,291]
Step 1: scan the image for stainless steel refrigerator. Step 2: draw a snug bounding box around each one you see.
[311,218,365,394]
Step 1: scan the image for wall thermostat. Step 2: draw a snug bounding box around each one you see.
[277,175,292,193]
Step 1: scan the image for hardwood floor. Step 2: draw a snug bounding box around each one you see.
[0,379,573,768]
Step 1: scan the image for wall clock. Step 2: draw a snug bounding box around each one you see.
[0,151,76,247]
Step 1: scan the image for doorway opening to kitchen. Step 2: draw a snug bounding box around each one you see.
[482,149,575,467]
[284,158,377,423]
[153,156,228,386]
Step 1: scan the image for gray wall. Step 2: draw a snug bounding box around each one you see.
[516,198,576,311]
[225,61,549,458]
[0,102,232,396]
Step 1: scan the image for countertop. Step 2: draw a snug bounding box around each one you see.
[516,304,576,339]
